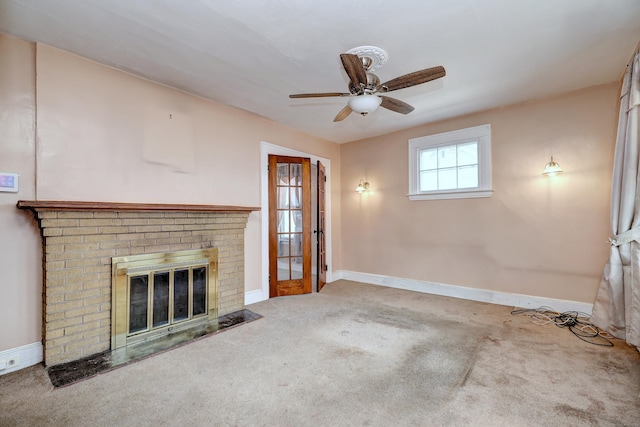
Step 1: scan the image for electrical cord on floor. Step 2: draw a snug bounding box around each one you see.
[511,307,614,347]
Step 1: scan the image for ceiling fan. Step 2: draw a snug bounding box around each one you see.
[289,46,446,122]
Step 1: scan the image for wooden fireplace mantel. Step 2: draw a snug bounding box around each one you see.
[17,200,260,213]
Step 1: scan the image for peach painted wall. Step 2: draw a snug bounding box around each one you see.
[34,43,341,295]
[0,39,341,352]
[0,35,41,351]
[340,83,618,303]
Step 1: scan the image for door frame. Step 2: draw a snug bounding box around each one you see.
[253,141,332,304]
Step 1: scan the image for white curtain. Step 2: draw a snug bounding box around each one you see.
[592,50,640,348]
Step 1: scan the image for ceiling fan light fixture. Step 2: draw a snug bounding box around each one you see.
[348,95,382,115]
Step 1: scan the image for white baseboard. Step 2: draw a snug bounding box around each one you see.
[332,270,593,314]
[245,288,268,306]
[0,342,43,376]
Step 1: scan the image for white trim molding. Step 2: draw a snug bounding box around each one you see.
[332,270,593,314]
[245,288,267,306]
[0,342,43,376]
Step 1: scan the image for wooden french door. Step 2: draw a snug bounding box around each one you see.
[269,155,312,297]
[317,161,327,291]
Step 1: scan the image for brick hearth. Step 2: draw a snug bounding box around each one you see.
[18,201,259,366]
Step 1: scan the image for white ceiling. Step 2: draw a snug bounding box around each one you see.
[1,0,640,144]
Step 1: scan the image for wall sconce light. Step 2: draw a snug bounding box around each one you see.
[542,156,563,176]
[356,179,370,193]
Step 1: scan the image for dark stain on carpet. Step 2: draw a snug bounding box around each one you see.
[47,309,261,388]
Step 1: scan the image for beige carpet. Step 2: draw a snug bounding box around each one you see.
[1,280,639,426]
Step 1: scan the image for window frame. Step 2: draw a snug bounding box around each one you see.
[408,124,492,201]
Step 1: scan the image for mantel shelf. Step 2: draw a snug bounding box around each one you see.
[17,200,260,213]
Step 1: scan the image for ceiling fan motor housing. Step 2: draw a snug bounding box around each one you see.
[350,73,380,95]
[366,73,380,90]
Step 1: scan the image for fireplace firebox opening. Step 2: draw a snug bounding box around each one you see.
[111,248,218,350]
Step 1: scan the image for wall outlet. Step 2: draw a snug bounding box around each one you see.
[0,342,41,377]
[0,356,20,370]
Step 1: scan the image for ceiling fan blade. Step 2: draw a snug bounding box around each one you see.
[333,105,352,122]
[340,53,367,87]
[379,96,415,114]
[289,92,350,98]
[380,66,446,92]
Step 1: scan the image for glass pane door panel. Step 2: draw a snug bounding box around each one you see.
[291,257,303,279]
[277,188,289,209]
[290,234,303,256]
[129,275,149,333]
[277,163,289,182]
[289,187,302,208]
[192,267,207,316]
[277,259,290,281]
[290,210,303,232]
[152,272,170,327]
[290,164,302,185]
[174,269,189,321]
[277,211,289,233]
[278,234,290,256]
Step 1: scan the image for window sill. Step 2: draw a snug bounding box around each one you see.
[407,189,493,201]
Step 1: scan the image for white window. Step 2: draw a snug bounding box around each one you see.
[408,124,492,201]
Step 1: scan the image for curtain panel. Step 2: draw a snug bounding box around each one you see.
[592,50,640,348]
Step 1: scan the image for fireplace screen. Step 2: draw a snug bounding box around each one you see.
[112,248,218,349]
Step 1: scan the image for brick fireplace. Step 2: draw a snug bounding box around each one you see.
[18,201,259,366]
